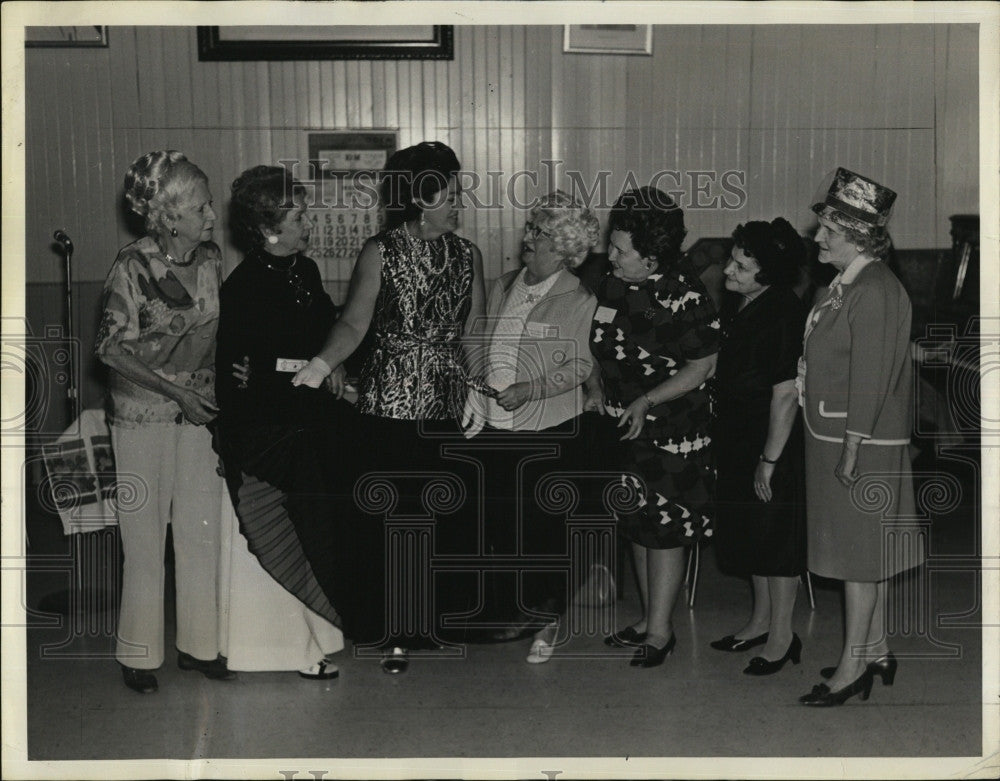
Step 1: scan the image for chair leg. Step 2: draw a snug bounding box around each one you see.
[805,570,816,610]
[687,543,700,609]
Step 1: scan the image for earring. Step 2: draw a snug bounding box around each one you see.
[170,227,178,237]
[419,212,427,229]
[267,234,279,245]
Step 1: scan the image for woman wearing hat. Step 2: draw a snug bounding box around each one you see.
[797,168,923,706]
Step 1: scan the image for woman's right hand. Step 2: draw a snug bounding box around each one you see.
[291,356,332,388]
[175,388,219,425]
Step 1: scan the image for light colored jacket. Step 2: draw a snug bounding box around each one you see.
[802,260,913,445]
[476,268,597,431]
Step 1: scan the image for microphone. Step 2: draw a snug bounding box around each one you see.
[53,230,74,252]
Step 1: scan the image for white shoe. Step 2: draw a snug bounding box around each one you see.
[527,638,554,664]
[526,621,558,664]
[298,659,339,680]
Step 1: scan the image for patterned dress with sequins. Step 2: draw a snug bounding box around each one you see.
[590,261,720,549]
[358,224,475,421]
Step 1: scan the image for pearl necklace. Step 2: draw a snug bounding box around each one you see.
[403,222,449,269]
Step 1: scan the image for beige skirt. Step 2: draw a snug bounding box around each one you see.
[805,436,925,582]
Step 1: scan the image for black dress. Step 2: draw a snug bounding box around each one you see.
[589,261,720,550]
[712,286,806,577]
[214,249,368,638]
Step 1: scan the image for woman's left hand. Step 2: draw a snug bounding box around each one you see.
[753,461,775,503]
[617,396,650,440]
[496,381,531,411]
[323,364,346,398]
[834,439,861,488]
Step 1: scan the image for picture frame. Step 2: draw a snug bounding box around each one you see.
[563,24,652,56]
[25,26,108,48]
[197,26,453,61]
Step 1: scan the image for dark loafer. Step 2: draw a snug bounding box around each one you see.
[178,652,236,680]
[121,665,158,693]
[380,647,409,674]
[604,626,647,648]
[709,632,768,652]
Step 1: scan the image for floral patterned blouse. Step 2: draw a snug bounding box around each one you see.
[94,235,222,427]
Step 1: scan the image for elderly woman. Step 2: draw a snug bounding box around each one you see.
[214,165,356,680]
[797,168,922,706]
[462,190,600,663]
[586,187,719,668]
[293,141,486,673]
[95,150,231,693]
[710,218,808,675]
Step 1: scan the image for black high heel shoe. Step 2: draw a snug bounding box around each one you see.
[799,668,875,706]
[821,652,897,686]
[743,634,801,676]
[380,646,409,674]
[604,626,647,648]
[709,632,768,652]
[629,635,676,668]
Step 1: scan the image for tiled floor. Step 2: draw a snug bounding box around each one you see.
[17,447,988,769]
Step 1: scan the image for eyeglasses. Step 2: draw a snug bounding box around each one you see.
[524,224,555,243]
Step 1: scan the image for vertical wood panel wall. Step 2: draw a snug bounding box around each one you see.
[26,23,978,294]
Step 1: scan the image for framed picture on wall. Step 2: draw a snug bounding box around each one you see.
[563,24,652,55]
[25,26,108,48]
[197,26,453,60]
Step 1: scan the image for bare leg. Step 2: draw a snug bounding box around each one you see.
[629,542,649,633]
[733,575,771,639]
[827,580,876,690]
[643,546,686,648]
[759,575,798,660]
[864,578,891,659]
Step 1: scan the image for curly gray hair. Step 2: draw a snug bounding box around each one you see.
[526,190,601,268]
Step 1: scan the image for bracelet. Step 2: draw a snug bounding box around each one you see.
[642,392,656,407]
[759,453,779,464]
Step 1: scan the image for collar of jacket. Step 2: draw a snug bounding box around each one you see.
[496,267,580,301]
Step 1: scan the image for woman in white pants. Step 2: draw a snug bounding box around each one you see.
[96,150,232,693]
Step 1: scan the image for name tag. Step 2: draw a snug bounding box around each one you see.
[525,322,558,338]
[595,306,617,323]
[275,358,307,373]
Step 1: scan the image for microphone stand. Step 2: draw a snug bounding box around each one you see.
[38,231,117,626]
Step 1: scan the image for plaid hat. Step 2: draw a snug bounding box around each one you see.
[812,167,896,235]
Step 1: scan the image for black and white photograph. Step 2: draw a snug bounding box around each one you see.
[2,2,997,779]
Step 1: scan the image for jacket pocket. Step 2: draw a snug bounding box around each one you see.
[817,400,847,419]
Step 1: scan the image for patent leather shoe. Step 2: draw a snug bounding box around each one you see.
[709,632,768,652]
[603,626,647,648]
[799,668,874,706]
[629,635,676,668]
[380,646,409,674]
[121,665,158,694]
[821,652,896,686]
[177,652,236,680]
[743,634,802,676]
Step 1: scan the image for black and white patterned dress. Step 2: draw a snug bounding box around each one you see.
[358,225,475,421]
[590,260,720,549]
